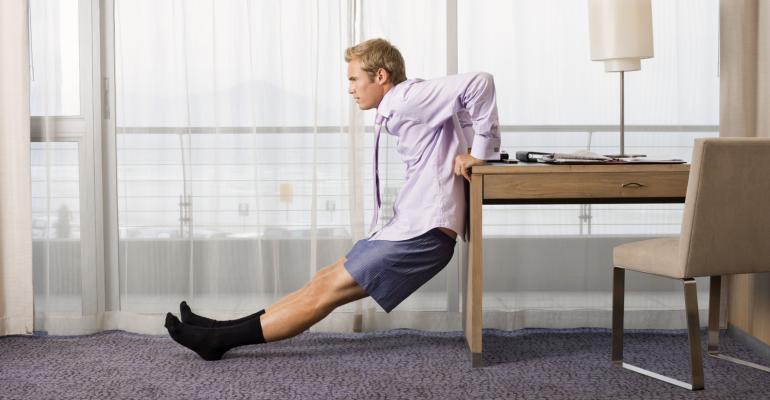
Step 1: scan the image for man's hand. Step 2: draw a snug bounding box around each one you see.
[454,154,486,182]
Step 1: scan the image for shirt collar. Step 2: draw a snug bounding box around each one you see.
[375,81,404,120]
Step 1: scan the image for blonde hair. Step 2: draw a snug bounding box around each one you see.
[344,38,407,85]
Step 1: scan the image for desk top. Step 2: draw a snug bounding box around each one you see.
[471,162,691,175]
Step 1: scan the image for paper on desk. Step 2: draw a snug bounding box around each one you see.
[537,150,685,164]
[609,158,686,164]
[540,150,612,162]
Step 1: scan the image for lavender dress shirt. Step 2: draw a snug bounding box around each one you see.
[368,72,501,242]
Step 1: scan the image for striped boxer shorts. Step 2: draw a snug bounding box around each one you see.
[343,227,457,313]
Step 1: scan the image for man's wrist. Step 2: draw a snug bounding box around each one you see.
[469,135,501,160]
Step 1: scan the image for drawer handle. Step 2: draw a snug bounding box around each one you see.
[621,182,646,188]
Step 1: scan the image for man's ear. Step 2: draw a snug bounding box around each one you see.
[376,67,390,85]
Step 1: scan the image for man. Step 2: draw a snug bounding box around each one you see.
[164,38,501,360]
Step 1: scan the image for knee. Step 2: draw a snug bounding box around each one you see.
[311,257,346,282]
[306,264,349,310]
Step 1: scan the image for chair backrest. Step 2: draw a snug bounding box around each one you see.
[679,137,770,278]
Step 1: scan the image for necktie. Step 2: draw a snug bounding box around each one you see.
[369,114,386,233]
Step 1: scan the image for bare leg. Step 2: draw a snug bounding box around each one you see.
[260,256,368,342]
[263,258,343,314]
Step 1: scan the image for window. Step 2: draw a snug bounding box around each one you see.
[114,0,357,239]
[29,0,97,321]
[112,0,719,239]
[31,142,83,315]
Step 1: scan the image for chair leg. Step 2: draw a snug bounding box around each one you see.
[707,275,721,354]
[612,267,625,364]
[706,275,770,373]
[614,276,705,391]
[683,279,705,390]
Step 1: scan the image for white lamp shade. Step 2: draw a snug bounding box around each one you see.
[589,0,654,72]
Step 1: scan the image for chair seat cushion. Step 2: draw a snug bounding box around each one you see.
[613,237,684,278]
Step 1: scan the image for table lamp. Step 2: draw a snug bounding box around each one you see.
[588,0,654,158]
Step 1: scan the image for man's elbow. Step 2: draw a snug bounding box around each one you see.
[467,72,495,97]
[474,72,495,87]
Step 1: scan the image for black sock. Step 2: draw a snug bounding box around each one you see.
[164,312,266,361]
[180,301,266,328]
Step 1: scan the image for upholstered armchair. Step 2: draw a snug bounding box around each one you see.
[611,138,770,390]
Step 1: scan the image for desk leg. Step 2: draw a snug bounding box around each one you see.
[464,175,483,367]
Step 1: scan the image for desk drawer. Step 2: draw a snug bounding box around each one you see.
[483,171,689,201]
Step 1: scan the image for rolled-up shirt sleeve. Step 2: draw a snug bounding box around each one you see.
[399,72,501,160]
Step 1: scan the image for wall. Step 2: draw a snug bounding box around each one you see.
[721,0,770,346]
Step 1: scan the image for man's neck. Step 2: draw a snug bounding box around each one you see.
[375,83,395,110]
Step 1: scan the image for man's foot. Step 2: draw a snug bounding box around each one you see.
[179,301,265,328]
[165,313,227,360]
[164,312,266,361]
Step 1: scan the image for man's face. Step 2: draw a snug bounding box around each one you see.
[347,59,387,110]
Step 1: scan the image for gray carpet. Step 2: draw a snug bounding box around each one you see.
[1,328,769,399]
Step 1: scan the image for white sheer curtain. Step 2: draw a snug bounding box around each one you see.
[113,0,364,331]
[29,0,91,335]
[30,0,720,335]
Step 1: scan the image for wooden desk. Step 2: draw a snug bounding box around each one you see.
[464,163,690,366]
